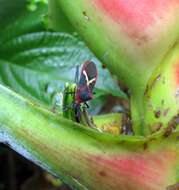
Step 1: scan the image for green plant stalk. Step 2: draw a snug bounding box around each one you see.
[54,0,179,134]
[48,0,74,33]
[0,84,179,190]
[143,41,179,134]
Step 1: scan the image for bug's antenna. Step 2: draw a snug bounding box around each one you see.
[74,65,80,84]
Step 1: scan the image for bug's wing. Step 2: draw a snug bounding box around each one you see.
[79,61,98,91]
[75,61,98,104]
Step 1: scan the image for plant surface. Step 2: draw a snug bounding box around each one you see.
[0,0,179,190]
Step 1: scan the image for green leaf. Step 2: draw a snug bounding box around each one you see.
[0,1,47,43]
[0,0,27,28]
[0,0,126,110]
[0,31,126,106]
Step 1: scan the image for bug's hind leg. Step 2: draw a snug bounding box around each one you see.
[74,104,81,123]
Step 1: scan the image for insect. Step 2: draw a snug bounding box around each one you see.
[75,61,97,104]
[63,61,98,125]
[74,60,98,122]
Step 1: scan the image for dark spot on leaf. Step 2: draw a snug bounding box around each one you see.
[151,74,161,88]
[163,127,173,138]
[152,122,162,133]
[164,114,179,137]
[140,35,149,42]
[154,110,161,118]
[156,74,161,81]
[82,11,90,21]
[99,171,107,177]
[143,143,148,150]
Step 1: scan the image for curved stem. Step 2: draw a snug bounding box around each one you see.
[0,84,179,190]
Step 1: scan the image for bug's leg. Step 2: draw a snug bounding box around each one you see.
[63,104,72,112]
[74,104,81,122]
[82,107,96,128]
[84,102,89,108]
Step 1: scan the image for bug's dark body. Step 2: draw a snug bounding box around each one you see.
[74,61,97,121]
[75,61,97,104]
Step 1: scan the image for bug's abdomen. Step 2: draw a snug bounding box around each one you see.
[75,85,93,104]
